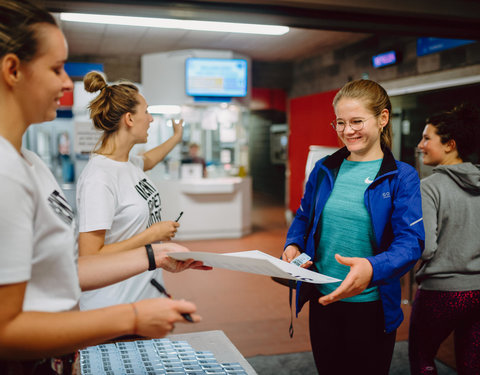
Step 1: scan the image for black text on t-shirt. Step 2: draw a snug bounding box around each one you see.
[135,178,162,227]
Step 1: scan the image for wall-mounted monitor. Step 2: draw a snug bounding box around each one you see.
[185,58,248,98]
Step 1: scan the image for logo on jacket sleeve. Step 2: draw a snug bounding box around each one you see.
[382,192,391,199]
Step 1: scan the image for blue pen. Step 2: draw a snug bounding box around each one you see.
[150,278,194,323]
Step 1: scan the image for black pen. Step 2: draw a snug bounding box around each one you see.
[150,278,194,323]
[175,211,183,222]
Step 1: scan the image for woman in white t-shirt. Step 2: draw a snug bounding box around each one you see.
[77,71,187,310]
[0,1,207,371]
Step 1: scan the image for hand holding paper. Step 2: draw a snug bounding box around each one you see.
[282,245,313,269]
[168,250,340,284]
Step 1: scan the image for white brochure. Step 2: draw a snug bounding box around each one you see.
[168,250,341,284]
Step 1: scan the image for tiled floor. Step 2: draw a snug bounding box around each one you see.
[164,192,455,369]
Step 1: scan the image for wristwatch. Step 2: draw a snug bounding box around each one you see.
[145,244,156,271]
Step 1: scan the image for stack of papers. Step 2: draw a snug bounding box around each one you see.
[168,250,340,284]
[80,338,248,375]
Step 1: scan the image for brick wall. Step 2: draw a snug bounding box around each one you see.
[290,35,480,97]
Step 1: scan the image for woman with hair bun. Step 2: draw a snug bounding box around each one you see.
[0,0,206,372]
[77,71,189,310]
[409,103,480,375]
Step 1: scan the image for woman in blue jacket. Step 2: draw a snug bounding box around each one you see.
[283,79,424,375]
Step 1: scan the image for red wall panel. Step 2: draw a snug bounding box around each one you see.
[251,87,287,112]
[288,89,342,213]
[59,89,74,107]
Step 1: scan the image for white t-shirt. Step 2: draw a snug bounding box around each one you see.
[0,136,80,312]
[76,154,164,309]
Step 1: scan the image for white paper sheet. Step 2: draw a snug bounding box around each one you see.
[168,250,341,284]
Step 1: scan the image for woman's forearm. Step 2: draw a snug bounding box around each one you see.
[143,133,182,171]
[78,247,148,291]
[97,231,152,255]
[0,302,133,360]
[1,294,198,360]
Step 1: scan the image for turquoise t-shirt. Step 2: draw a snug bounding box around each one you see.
[315,158,382,302]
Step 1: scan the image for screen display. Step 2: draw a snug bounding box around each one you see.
[417,37,475,57]
[185,58,248,97]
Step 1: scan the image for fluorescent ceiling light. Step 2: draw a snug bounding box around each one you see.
[386,75,480,96]
[148,105,182,115]
[60,13,289,35]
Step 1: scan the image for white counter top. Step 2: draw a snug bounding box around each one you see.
[147,175,252,240]
[179,177,243,194]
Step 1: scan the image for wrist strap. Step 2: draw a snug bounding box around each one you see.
[145,244,156,271]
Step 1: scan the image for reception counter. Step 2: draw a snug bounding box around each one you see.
[147,175,252,240]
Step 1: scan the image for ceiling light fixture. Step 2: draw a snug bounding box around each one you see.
[60,13,289,35]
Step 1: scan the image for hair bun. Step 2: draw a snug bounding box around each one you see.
[452,102,480,123]
[448,102,480,162]
[84,71,107,93]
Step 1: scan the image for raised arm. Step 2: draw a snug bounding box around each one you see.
[143,119,183,171]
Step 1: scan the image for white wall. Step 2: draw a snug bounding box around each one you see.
[141,49,251,106]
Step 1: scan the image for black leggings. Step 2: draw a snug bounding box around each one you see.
[0,353,75,375]
[309,291,396,375]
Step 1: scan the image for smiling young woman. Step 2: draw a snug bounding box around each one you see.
[409,103,480,375]
[417,121,462,166]
[282,79,424,375]
[333,97,389,161]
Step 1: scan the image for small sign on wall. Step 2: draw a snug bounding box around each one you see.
[417,37,475,57]
[372,50,398,68]
[74,121,102,155]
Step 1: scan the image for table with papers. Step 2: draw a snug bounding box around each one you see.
[78,330,256,374]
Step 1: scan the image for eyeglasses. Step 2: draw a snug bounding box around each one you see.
[331,115,376,132]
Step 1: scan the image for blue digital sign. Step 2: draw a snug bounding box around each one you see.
[185,58,248,98]
[372,50,397,68]
[417,37,475,57]
[64,62,104,77]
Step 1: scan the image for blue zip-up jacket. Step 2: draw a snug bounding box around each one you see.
[285,147,424,333]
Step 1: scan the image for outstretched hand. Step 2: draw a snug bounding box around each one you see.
[318,254,373,305]
[153,243,212,273]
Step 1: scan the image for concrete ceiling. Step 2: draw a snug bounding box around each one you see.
[45,0,480,62]
[56,18,369,61]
